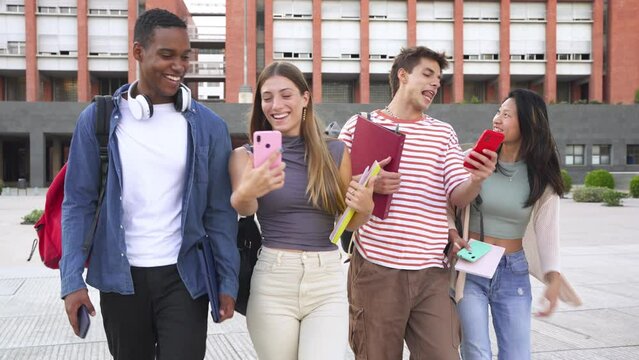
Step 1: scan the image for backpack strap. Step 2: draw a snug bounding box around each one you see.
[81,95,113,255]
[358,111,371,121]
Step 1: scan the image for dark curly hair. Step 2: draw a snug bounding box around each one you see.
[134,8,187,48]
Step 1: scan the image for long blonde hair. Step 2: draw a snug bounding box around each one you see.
[249,62,346,215]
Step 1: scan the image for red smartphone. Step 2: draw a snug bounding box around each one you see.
[463,129,504,170]
[253,130,282,168]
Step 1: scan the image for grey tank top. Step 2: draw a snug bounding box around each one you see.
[469,161,533,239]
[257,136,345,251]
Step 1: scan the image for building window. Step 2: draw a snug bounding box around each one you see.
[53,78,78,102]
[370,81,391,104]
[322,81,354,103]
[6,4,25,12]
[592,145,611,165]
[7,41,26,55]
[274,52,312,59]
[38,6,57,14]
[628,145,639,165]
[59,7,77,14]
[89,9,108,15]
[4,76,26,101]
[565,145,585,165]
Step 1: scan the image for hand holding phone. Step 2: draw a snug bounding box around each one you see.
[253,130,282,169]
[457,240,492,263]
[77,304,91,339]
[463,129,504,170]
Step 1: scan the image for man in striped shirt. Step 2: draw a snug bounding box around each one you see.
[339,46,497,360]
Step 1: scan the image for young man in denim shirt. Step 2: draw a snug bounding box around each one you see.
[60,9,238,360]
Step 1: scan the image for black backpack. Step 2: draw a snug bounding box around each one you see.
[235,215,262,316]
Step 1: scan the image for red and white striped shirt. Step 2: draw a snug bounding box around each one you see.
[339,110,469,270]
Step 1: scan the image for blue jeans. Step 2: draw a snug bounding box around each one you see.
[457,250,532,360]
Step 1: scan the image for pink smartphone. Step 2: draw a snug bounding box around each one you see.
[463,129,505,170]
[253,130,282,168]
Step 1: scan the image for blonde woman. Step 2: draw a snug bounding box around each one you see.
[228,61,374,360]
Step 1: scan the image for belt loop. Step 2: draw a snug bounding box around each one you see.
[318,252,323,267]
[277,251,282,265]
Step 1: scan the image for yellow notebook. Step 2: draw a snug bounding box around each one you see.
[330,161,381,244]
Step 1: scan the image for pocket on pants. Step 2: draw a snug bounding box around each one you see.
[349,304,367,359]
[509,256,529,275]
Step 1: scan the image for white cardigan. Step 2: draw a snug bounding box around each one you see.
[449,187,582,306]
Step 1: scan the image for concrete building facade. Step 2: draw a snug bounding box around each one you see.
[225,0,638,105]
[1,0,638,188]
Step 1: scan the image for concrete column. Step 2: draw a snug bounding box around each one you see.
[25,0,39,102]
[453,0,464,103]
[311,0,322,103]
[264,0,273,65]
[498,0,510,101]
[590,0,604,102]
[544,0,557,103]
[407,0,416,47]
[127,0,138,83]
[358,1,370,103]
[29,131,45,187]
[77,0,90,102]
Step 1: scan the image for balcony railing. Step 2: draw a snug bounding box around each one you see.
[187,25,225,41]
[187,61,225,77]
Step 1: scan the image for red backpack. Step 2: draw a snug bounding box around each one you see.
[34,96,112,269]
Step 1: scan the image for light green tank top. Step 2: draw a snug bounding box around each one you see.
[469,161,533,239]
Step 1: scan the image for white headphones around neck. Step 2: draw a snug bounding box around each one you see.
[127,80,192,120]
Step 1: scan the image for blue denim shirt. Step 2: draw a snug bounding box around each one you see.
[60,84,239,300]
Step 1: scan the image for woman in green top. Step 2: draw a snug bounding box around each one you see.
[450,89,566,360]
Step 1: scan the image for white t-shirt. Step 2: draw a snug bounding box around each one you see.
[116,99,188,267]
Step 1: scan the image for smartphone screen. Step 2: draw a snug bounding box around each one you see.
[253,130,282,168]
[77,305,90,339]
[463,129,504,170]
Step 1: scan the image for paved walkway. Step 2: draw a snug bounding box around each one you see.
[1,194,639,359]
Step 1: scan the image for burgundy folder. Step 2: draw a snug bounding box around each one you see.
[350,115,405,219]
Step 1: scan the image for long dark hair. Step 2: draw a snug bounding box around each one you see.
[506,89,564,206]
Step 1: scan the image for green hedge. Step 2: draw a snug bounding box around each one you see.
[572,186,610,202]
[602,190,626,207]
[630,176,639,198]
[561,169,572,194]
[21,209,44,225]
[584,169,615,189]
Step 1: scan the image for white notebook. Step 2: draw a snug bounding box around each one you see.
[455,239,506,279]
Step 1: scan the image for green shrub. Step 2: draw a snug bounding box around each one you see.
[21,209,44,225]
[572,186,609,202]
[602,190,626,207]
[635,89,639,104]
[630,176,639,198]
[584,169,615,189]
[470,95,481,104]
[561,169,572,195]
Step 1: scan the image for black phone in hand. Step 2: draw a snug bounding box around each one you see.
[77,305,90,339]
